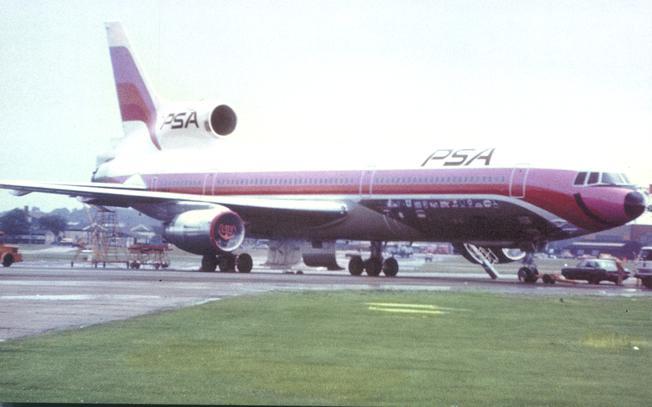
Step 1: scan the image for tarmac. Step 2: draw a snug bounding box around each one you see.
[1,260,650,341]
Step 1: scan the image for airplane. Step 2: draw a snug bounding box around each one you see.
[0,22,647,281]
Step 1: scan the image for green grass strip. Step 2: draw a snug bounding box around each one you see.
[2,291,651,405]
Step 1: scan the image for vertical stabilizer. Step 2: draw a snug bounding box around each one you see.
[105,22,161,149]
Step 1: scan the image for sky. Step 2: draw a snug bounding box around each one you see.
[0,0,651,211]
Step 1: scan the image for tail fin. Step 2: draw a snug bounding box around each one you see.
[105,22,161,149]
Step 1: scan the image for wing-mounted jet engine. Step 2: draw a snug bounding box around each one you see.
[163,206,252,273]
[163,206,245,254]
[155,103,237,148]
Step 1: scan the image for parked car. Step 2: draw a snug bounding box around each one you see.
[561,259,629,285]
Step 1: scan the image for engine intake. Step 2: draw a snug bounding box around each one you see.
[163,207,245,255]
[209,105,237,136]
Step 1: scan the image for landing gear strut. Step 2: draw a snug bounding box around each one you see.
[347,241,399,277]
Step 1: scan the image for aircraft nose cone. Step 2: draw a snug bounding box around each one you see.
[624,191,646,219]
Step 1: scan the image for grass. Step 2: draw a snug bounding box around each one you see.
[1,291,651,405]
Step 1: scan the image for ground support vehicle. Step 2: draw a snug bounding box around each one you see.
[0,244,22,267]
[634,268,652,289]
[0,231,23,267]
[516,269,578,285]
[127,243,171,270]
[634,247,652,289]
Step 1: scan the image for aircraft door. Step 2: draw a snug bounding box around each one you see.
[509,167,529,198]
[203,173,214,195]
[358,170,375,197]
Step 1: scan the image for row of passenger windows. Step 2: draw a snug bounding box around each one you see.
[157,175,506,188]
[375,176,505,184]
[574,172,630,186]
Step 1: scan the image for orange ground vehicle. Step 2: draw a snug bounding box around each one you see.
[0,231,23,267]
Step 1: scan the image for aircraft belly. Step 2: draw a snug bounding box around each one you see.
[358,197,570,244]
[132,196,573,245]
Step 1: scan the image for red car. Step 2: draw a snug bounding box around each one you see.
[561,259,629,285]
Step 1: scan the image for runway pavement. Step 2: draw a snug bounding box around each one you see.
[1,262,650,341]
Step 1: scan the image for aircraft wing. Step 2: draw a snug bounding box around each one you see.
[0,180,348,221]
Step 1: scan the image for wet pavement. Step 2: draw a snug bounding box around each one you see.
[1,262,650,341]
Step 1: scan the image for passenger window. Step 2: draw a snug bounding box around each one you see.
[587,172,599,185]
[574,172,587,185]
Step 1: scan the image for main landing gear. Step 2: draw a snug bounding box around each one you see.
[348,241,399,277]
[201,252,253,273]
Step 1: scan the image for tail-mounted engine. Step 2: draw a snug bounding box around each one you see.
[163,206,245,255]
[156,102,237,148]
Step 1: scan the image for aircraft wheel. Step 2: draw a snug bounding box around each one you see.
[348,256,364,276]
[2,254,13,267]
[218,254,236,272]
[518,266,538,284]
[382,257,399,277]
[236,253,253,273]
[365,258,382,277]
[201,255,217,272]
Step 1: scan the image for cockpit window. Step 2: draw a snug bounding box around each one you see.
[574,172,587,185]
[601,173,621,185]
[574,171,632,187]
[587,172,600,185]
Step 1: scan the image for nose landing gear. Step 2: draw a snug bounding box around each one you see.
[516,243,545,284]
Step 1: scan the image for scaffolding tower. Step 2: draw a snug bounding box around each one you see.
[72,205,129,268]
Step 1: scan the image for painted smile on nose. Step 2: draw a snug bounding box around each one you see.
[624,191,646,220]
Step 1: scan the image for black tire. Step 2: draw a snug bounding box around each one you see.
[519,266,538,284]
[2,254,14,267]
[542,274,555,285]
[517,267,526,282]
[236,253,253,273]
[201,255,217,272]
[348,256,364,276]
[589,278,601,285]
[218,255,236,272]
[365,258,382,277]
[382,257,399,277]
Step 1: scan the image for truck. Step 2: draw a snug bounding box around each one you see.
[0,231,23,267]
[634,246,652,289]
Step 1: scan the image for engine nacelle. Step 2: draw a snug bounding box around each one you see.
[454,243,526,264]
[156,102,237,148]
[163,207,245,255]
